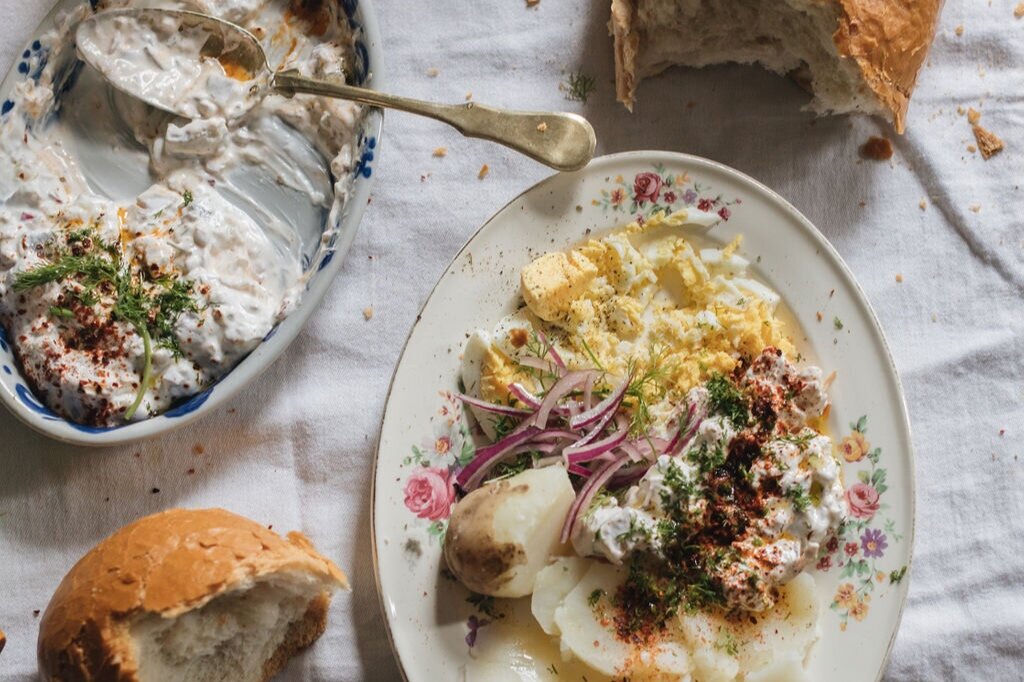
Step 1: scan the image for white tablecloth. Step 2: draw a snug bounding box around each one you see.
[1,0,1021,680]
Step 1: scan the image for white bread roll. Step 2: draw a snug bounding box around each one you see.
[610,0,943,132]
[37,508,348,682]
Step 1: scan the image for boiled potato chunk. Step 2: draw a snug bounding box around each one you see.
[531,556,591,635]
[444,466,575,597]
[552,562,631,676]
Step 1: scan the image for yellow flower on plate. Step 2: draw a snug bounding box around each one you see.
[850,599,870,621]
[839,431,870,463]
[835,583,857,609]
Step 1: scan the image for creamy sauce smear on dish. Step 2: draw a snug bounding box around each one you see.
[0,0,362,425]
[76,10,264,120]
[447,210,848,681]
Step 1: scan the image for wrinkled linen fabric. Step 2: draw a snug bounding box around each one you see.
[0,0,1020,680]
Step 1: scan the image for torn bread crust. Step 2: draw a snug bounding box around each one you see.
[609,0,943,132]
[37,508,347,682]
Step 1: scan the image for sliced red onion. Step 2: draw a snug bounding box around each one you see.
[456,393,532,417]
[617,440,644,463]
[583,372,596,409]
[609,463,651,488]
[569,373,631,431]
[456,425,540,490]
[560,454,631,544]
[665,402,706,456]
[535,371,593,427]
[534,429,579,442]
[537,331,567,369]
[508,382,542,409]
[517,355,560,375]
[567,463,592,478]
[564,418,629,465]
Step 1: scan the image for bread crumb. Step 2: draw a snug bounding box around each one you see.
[363,307,374,320]
[957,105,965,116]
[526,0,540,6]
[954,24,964,36]
[536,122,548,133]
[967,107,982,125]
[478,164,490,179]
[1015,2,1024,18]
[432,147,447,157]
[919,198,927,210]
[860,136,893,161]
[465,91,473,101]
[973,124,1005,159]
[816,311,824,322]
[895,274,904,283]
[193,443,204,455]
[967,144,977,153]
[425,67,439,77]
[969,203,981,213]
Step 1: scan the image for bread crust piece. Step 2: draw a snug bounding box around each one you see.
[833,0,943,132]
[37,508,348,682]
[609,0,943,132]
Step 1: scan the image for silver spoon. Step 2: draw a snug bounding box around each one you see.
[75,8,596,172]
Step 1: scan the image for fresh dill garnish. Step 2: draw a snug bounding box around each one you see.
[518,331,562,391]
[13,229,199,419]
[485,452,536,482]
[687,441,726,475]
[785,485,812,512]
[564,71,595,103]
[182,189,194,206]
[587,589,606,608]
[833,316,844,330]
[624,345,674,436]
[705,373,750,428]
[577,334,605,371]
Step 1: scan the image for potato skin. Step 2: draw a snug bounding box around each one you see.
[444,467,574,597]
[444,480,529,595]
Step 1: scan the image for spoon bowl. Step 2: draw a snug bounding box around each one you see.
[75,8,596,171]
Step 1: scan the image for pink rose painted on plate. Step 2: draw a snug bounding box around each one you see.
[846,482,880,519]
[633,172,662,204]
[403,467,455,521]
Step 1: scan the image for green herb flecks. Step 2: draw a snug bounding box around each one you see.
[705,372,750,428]
[624,345,674,436]
[833,316,844,330]
[182,189,194,207]
[13,229,199,420]
[466,593,504,620]
[587,588,606,608]
[785,485,812,513]
[564,71,595,103]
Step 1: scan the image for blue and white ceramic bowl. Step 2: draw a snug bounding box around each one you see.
[0,0,384,446]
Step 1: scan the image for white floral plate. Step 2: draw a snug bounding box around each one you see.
[372,151,914,682]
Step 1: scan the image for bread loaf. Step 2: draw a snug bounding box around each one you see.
[610,0,943,132]
[37,508,348,682]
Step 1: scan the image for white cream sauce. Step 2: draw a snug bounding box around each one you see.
[76,10,262,121]
[0,0,362,425]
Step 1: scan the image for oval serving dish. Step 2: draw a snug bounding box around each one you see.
[0,0,383,446]
[372,151,915,682]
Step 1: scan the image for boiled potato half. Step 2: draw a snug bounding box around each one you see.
[444,466,575,597]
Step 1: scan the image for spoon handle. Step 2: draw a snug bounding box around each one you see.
[273,70,596,172]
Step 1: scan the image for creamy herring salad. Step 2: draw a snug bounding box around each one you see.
[575,347,844,613]
[0,0,363,426]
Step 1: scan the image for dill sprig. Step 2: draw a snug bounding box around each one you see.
[12,228,199,420]
[564,71,595,103]
[623,345,674,436]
